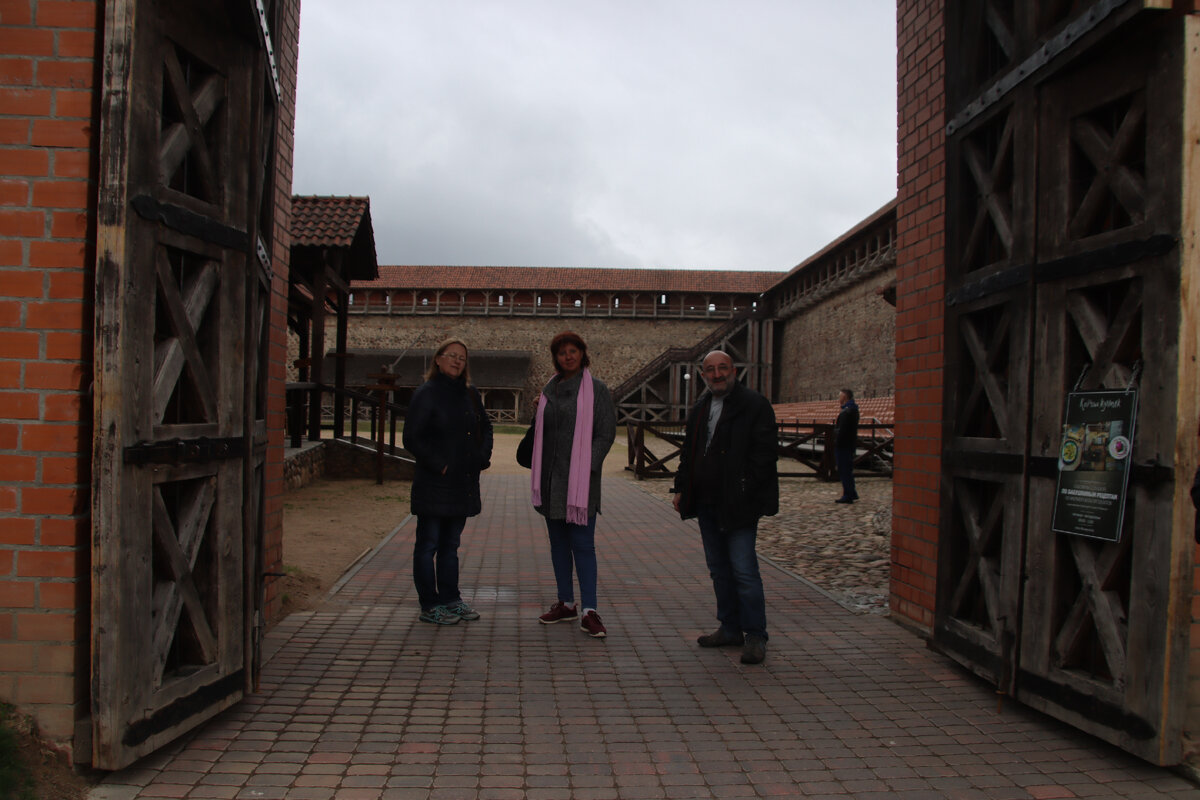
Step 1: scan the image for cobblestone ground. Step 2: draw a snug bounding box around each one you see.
[628,473,892,614]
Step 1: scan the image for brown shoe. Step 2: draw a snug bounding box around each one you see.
[740,635,766,664]
[697,628,744,648]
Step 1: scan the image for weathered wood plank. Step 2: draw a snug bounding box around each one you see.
[92,0,154,769]
[152,253,218,422]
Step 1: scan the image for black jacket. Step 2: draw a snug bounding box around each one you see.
[403,373,493,517]
[1192,466,1200,544]
[673,381,779,530]
[834,400,859,449]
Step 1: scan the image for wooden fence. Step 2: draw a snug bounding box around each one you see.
[625,420,895,481]
[286,382,406,484]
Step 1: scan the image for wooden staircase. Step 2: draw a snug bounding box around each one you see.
[612,312,774,423]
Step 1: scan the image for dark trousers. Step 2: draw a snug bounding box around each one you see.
[413,514,467,610]
[545,514,598,610]
[836,446,858,500]
[696,507,768,639]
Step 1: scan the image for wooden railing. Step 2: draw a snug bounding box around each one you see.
[487,408,517,424]
[286,383,516,481]
[624,420,894,481]
[286,383,407,483]
[625,422,686,479]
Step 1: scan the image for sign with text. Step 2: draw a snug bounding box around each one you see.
[1051,390,1137,542]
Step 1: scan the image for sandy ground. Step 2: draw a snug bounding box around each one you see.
[275,432,629,621]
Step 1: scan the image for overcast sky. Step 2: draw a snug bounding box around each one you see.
[292,2,897,272]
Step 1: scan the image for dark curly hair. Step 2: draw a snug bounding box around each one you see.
[549,330,591,373]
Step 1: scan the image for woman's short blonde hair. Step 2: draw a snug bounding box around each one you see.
[425,337,472,383]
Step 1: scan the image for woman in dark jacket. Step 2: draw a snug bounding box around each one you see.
[402,338,493,625]
[528,331,616,638]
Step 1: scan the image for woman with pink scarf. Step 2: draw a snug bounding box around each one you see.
[529,331,616,637]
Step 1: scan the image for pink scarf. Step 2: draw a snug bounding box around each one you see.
[530,368,594,525]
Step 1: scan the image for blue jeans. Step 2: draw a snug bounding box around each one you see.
[545,515,598,610]
[413,515,467,610]
[696,507,767,639]
[836,446,858,500]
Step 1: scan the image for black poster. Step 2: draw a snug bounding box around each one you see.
[1051,390,1137,542]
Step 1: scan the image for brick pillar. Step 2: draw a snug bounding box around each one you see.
[0,0,100,754]
[891,0,946,631]
[259,0,302,623]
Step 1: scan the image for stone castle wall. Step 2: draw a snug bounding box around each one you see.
[293,272,899,422]
[308,315,724,422]
[774,270,896,403]
[293,269,899,424]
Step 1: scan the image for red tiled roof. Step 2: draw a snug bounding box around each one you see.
[356,265,784,294]
[291,195,372,248]
[773,396,894,426]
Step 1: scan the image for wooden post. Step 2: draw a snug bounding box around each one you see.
[366,372,399,484]
[819,423,836,482]
[307,257,328,442]
[334,291,350,440]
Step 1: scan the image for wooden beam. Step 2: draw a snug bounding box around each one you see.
[1170,14,1200,765]
[324,264,349,294]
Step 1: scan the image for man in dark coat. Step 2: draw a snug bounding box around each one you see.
[833,388,860,504]
[672,350,778,664]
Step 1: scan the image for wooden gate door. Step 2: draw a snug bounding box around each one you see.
[93,0,278,770]
[937,3,1189,764]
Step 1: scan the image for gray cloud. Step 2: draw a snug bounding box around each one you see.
[293,1,897,271]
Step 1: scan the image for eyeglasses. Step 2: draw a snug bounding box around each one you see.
[439,353,467,363]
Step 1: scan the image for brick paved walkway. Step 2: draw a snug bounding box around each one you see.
[91,475,1200,799]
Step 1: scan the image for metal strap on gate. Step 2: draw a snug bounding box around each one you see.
[256,0,282,101]
[256,234,273,284]
[124,436,246,465]
[946,0,1153,136]
[945,235,1176,307]
[131,195,250,250]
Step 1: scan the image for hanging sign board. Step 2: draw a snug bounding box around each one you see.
[1051,390,1137,542]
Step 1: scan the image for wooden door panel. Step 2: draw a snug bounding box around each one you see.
[1017,21,1185,765]
[937,289,1030,689]
[1022,257,1182,763]
[937,472,1025,684]
[93,0,261,769]
[940,1,1187,765]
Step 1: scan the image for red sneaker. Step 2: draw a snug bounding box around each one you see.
[538,601,578,624]
[580,610,607,638]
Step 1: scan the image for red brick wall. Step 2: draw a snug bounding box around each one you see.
[0,0,99,750]
[892,0,945,631]
[261,0,301,624]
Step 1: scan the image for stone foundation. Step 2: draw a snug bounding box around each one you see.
[284,442,326,490]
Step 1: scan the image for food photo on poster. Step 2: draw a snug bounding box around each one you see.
[1051,390,1137,542]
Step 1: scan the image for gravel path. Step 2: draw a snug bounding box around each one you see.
[627,472,892,615]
